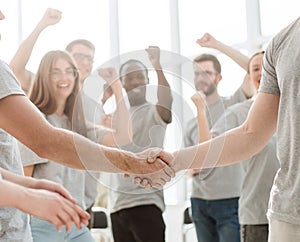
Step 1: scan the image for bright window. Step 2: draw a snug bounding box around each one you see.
[0,0,20,63]
[118,0,171,53]
[13,0,110,72]
[260,0,300,37]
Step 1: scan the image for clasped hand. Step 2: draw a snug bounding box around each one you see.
[125,147,175,188]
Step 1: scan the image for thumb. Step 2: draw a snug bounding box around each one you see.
[158,151,174,166]
[147,148,163,163]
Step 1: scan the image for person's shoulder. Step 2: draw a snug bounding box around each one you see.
[270,17,300,48]
[0,60,24,97]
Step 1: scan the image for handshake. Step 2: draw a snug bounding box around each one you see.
[123,147,179,188]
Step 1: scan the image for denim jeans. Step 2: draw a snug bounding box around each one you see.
[30,216,95,242]
[191,197,240,242]
[241,224,268,242]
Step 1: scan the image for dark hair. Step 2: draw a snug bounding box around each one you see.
[65,39,95,53]
[193,54,221,74]
[247,51,265,74]
[119,59,149,83]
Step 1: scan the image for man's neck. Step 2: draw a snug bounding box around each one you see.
[205,90,220,105]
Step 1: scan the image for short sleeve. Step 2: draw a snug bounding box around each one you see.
[18,141,48,166]
[0,60,24,99]
[259,38,280,95]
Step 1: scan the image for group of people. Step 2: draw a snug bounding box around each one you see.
[1,7,300,242]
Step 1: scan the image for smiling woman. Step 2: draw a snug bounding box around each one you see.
[19,49,133,241]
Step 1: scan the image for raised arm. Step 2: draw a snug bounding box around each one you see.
[146,46,173,123]
[173,92,279,171]
[98,67,133,146]
[191,91,211,142]
[9,8,61,94]
[196,33,255,99]
[196,33,249,71]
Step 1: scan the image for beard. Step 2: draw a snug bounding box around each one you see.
[202,82,216,96]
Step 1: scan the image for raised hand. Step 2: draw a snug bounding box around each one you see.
[39,8,62,29]
[17,188,90,232]
[241,73,256,98]
[145,46,162,70]
[98,67,124,106]
[101,82,113,105]
[196,33,218,48]
[101,113,113,129]
[98,67,122,89]
[191,91,206,111]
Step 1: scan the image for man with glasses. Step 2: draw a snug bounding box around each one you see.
[65,39,105,124]
[185,53,253,242]
[65,39,95,86]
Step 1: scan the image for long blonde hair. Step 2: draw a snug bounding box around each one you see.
[29,50,87,136]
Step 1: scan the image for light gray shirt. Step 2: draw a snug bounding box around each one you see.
[109,103,167,213]
[19,114,107,209]
[260,17,300,225]
[82,92,104,208]
[0,60,32,242]
[212,100,279,224]
[184,87,247,199]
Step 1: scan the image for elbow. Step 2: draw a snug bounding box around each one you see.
[240,123,266,155]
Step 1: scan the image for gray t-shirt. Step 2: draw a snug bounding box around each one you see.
[82,92,104,208]
[19,114,107,209]
[260,17,300,225]
[212,100,279,224]
[184,87,246,199]
[0,60,32,242]
[109,103,168,213]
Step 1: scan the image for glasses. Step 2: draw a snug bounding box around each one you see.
[49,68,78,80]
[72,53,94,63]
[195,70,219,77]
